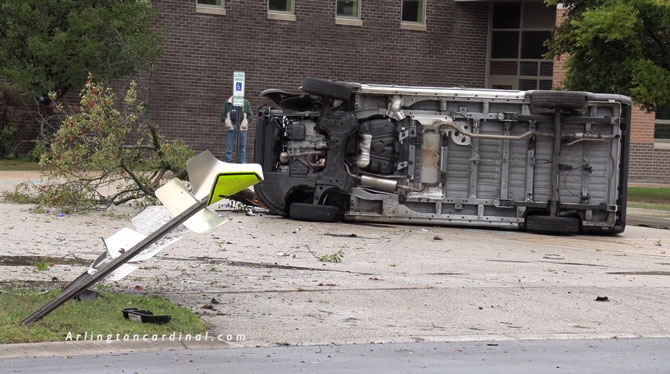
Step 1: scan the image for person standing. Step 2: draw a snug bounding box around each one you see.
[221,96,252,163]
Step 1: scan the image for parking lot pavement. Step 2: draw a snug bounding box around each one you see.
[2,201,670,347]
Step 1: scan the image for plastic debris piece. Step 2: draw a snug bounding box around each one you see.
[121,308,171,324]
[74,290,100,302]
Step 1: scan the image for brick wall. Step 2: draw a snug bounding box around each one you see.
[551,7,568,88]
[630,143,670,183]
[149,0,490,161]
[630,105,655,144]
[629,108,670,182]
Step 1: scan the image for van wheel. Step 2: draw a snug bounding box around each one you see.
[530,91,588,111]
[302,78,353,101]
[525,215,580,235]
[289,203,341,222]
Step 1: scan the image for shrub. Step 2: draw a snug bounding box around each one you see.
[31,75,194,212]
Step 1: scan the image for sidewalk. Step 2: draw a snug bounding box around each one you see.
[626,207,670,229]
[0,170,42,182]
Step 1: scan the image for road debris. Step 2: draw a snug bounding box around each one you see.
[122,308,171,324]
[74,290,99,302]
[20,151,264,325]
[325,233,358,238]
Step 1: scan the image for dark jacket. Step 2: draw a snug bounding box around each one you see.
[221,97,252,123]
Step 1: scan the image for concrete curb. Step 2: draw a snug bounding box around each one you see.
[0,338,232,360]
[627,216,670,230]
[4,333,670,360]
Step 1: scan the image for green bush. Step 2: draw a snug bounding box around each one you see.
[32,75,195,212]
[0,83,25,158]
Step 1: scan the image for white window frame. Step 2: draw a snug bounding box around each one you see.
[401,0,427,31]
[195,0,226,15]
[268,0,296,21]
[336,0,362,26]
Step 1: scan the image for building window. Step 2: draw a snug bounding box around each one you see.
[402,0,425,23]
[655,105,670,143]
[196,0,225,15]
[268,0,295,20]
[488,1,556,90]
[336,0,360,18]
[335,0,362,26]
[269,0,293,13]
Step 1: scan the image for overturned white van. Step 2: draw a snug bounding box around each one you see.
[254,78,630,235]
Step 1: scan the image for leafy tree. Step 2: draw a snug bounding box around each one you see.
[33,76,194,212]
[0,83,24,157]
[547,0,670,111]
[0,0,163,98]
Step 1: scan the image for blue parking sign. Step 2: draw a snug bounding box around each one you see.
[233,71,245,98]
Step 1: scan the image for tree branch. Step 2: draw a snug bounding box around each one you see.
[643,25,670,70]
[119,160,154,197]
[104,187,142,208]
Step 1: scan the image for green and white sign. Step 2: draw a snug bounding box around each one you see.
[233,71,245,107]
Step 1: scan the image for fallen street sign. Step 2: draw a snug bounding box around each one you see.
[21,151,264,325]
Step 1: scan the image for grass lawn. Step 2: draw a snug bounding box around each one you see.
[0,157,41,171]
[627,186,670,203]
[627,186,670,211]
[0,286,206,344]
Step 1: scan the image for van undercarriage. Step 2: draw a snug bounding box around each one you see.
[254,78,631,235]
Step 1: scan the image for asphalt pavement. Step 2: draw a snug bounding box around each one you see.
[2,170,670,367]
[2,338,669,374]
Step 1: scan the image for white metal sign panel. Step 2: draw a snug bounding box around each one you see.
[233,71,245,106]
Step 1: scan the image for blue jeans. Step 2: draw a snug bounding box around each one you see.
[224,127,247,163]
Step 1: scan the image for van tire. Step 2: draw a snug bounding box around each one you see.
[525,215,580,235]
[302,78,353,101]
[530,90,588,111]
[289,202,341,222]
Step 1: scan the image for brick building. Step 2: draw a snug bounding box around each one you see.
[150,0,493,163]
[151,0,557,160]
[14,0,667,181]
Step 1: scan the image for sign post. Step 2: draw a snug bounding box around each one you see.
[232,72,245,162]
